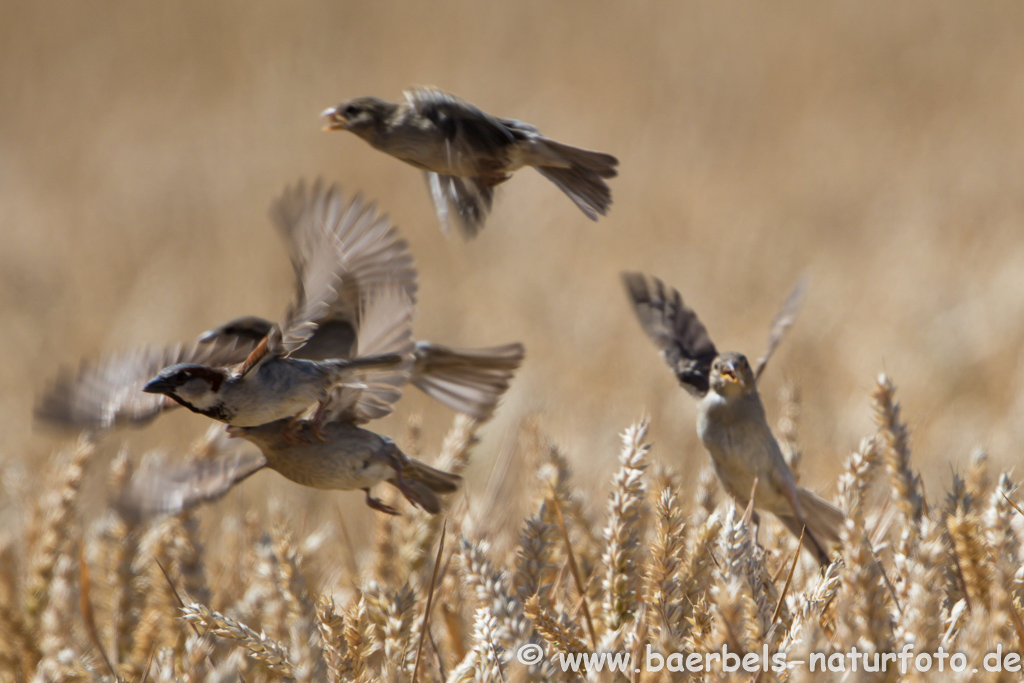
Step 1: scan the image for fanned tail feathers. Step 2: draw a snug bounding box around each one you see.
[410,342,525,420]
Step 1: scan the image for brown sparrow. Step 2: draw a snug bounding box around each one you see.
[622,272,844,565]
[121,420,460,517]
[322,86,618,238]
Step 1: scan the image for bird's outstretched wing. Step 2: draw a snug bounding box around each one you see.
[621,272,719,396]
[204,180,419,359]
[405,87,516,239]
[36,338,252,431]
[754,274,807,382]
[118,440,267,519]
[271,182,348,357]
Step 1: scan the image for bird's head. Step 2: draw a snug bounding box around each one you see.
[143,364,228,411]
[321,97,393,136]
[709,352,755,398]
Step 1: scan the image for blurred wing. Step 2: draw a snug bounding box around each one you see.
[118,445,267,519]
[425,172,494,239]
[35,338,252,431]
[196,315,273,348]
[270,181,344,355]
[323,284,415,424]
[621,272,718,396]
[405,88,518,238]
[270,179,418,355]
[755,274,808,382]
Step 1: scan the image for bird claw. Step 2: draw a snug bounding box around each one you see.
[282,417,309,445]
[310,420,328,443]
[307,401,330,443]
[364,489,399,516]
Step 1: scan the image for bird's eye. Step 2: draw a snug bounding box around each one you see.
[344,104,360,117]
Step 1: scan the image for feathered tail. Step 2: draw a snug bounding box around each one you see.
[534,139,618,220]
[390,451,463,515]
[777,487,846,566]
[411,342,525,421]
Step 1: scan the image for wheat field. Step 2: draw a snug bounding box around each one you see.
[3,2,1024,680]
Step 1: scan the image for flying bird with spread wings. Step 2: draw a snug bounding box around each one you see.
[322,86,618,238]
[38,180,524,434]
[39,180,525,514]
[622,272,844,565]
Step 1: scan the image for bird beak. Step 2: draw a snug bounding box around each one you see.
[320,107,346,131]
[225,425,243,439]
[142,377,173,395]
[197,329,217,344]
[719,362,738,384]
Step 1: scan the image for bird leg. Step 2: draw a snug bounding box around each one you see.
[280,404,330,445]
[364,488,399,516]
[281,415,308,444]
[308,401,330,443]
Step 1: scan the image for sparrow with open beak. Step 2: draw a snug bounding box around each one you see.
[622,272,844,565]
[322,86,618,238]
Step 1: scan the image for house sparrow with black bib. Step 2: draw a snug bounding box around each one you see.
[322,86,618,238]
[622,272,844,565]
[122,300,470,517]
[37,180,523,432]
[140,294,405,432]
[36,178,373,432]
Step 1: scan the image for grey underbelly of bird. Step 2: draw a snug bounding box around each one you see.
[698,416,795,516]
[270,451,394,491]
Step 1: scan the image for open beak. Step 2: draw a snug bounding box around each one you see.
[142,377,173,395]
[320,106,346,131]
[719,363,738,384]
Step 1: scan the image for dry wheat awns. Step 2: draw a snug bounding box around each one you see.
[5,373,1024,681]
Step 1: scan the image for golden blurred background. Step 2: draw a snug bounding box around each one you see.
[4,2,1024,521]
